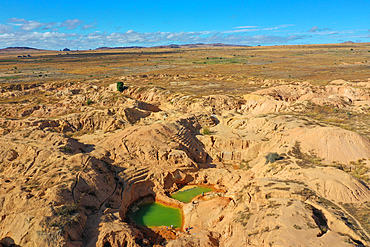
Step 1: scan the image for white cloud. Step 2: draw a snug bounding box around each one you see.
[43,22,58,30]
[1,18,367,50]
[0,24,12,34]
[0,27,309,50]
[234,26,258,29]
[263,27,278,31]
[309,26,319,32]
[308,26,332,33]
[115,26,123,31]
[226,25,290,34]
[82,21,97,30]
[223,28,259,33]
[7,18,45,31]
[278,24,295,28]
[315,31,339,35]
[61,19,84,30]
[20,21,44,31]
[7,18,27,23]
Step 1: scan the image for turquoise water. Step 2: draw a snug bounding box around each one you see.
[170,186,214,203]
[130,202,182,228]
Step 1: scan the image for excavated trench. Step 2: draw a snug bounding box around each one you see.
[127,185,215,229]
[121,180,219,245]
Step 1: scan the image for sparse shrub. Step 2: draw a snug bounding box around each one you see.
[61,146,74,153]
[202,127,210,135]
[49,204,79,229]
[293,224,302,230]
[117,81,124,92]
[236,208,251,227]
[239,159,250,170]
[86,98,93,105]
[265,152,281,164]
[56,204,77,217]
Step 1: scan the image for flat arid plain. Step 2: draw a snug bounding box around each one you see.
[0,43,370,247]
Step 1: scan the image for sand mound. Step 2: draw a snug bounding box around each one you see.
[294,126,370,164]
[241,94,289,114]
[298,168,370,203]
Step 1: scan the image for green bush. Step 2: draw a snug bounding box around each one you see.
[117,81,124,92]
[265,152,281,164]
[202,127,210,135]
[86,98,93,105]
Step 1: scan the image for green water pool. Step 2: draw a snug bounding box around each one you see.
[130,202,182,228]
[170,186,214,203]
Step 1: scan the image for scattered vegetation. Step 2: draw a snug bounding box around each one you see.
[239,159,250,170]
[265,152,282,164]
[294,187,316,200]
[49,204,80,229]
[56,204,78,217]
[201,127,211,135]
[296,103,370,140]
[235,207,252,227]
[342,203,370,239]
[193,56,249,65]
[293,224,302,230]
[60,146,74,153]
[267,200,282,209]
[289,142,322,168]
[1,76,21,80]
[347,159,369,183]
[289,143,370,183]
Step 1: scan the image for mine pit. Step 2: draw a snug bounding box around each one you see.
[128,199,182,229]
[125,184,217,229]
[122,181,225,246]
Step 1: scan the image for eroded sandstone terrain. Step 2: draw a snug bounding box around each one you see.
[0,45,370,247]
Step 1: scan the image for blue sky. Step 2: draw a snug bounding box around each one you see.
[0,0,369,50]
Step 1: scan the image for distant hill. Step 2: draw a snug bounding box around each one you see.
[96,43,249,50]
[2,44,249,52]
[0,47,40,51]
[153,43,249,48]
